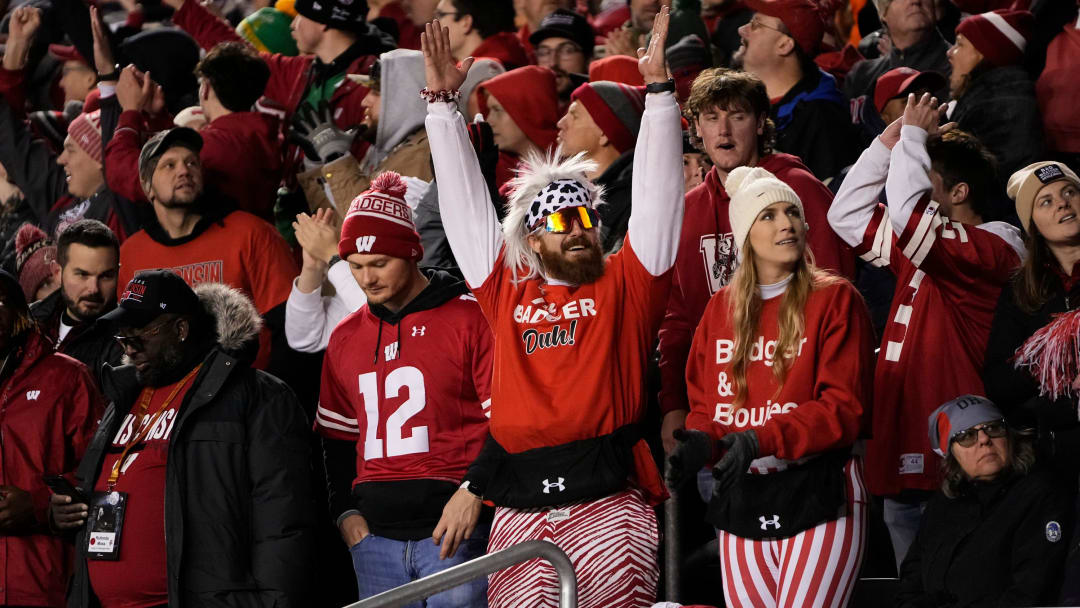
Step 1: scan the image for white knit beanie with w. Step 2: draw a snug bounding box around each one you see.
[725,166,805,260]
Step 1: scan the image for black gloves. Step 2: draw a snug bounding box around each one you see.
[711,430,758,499]
[666,428,714,489]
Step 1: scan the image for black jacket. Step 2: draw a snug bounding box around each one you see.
[68,284,315,608]
[29,290,123,389]
[896,471,1073,607]
[952,65,1044,202]
[771,69,860,182]
[0,95,145,239]
[843,32,952,102]
[595,149,634,254]
[983,276,1080,474]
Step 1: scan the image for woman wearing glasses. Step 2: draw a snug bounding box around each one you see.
[896,395,1071,607]
[669,165,875,608]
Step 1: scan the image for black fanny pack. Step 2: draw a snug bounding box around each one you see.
[706,450,849,539]
[483,425,640,509]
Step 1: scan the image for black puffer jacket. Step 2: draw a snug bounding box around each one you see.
[952,65,1044,221]
[67,284,315,608]
[983,276,1080,476]
[896,470,1073,607]
[29,290,123,389]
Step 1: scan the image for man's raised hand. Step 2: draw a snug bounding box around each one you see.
[421,20,473,94]
[90,7,117,77]
[637,5,671,85]
[902,93,948,135]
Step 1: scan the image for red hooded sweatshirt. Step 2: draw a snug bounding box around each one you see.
[472,32,531,70]
[479,66,561,192]
[658,155,854,416]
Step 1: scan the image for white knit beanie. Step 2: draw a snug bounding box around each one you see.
[725,166,804,260]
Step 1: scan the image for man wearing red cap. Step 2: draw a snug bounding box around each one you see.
[424,11,679,606]
[734,0,860,180]
[1,6,97,111]
[657,68,852,455]
[316,171,494,605]
[873,67,947,125]
[557,81,646,253]
[948,8,1043,187]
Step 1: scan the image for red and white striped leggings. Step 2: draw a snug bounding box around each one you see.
[718,457,869,608]
[486,488,660,608]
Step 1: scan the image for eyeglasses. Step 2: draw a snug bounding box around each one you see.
[748,16,787,35]
[115,318,172,352]
[535,42,584,60]
[951,420,1008,448]
[433,10,459,20]
[538,206,598,234]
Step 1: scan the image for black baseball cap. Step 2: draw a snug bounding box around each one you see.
[529,9,595,58]
[138,127,203,179]
[100,270,202,328]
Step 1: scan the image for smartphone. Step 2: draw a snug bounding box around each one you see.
[43,475,90,505]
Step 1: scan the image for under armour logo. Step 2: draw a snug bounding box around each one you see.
[759,515,781,531]
[411,326,425,336]
[384,341,399,361]
[542,477,565,493]
[26,390,40,401]
[355,235,377,253]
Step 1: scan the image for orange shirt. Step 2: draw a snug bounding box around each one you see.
[118,211,297,367]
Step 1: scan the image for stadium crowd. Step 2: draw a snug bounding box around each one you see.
[0,0,1076,606]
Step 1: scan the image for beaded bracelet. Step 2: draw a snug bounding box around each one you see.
[419,87,462,104]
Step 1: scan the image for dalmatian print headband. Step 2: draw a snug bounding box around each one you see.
[526,179,594,230]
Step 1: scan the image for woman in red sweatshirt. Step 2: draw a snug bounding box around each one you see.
[669,165,875,608]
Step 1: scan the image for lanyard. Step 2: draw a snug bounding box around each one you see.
[107,365,201,491]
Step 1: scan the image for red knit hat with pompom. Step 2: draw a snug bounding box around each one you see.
[14,223,56,301]
[338,172,423,261]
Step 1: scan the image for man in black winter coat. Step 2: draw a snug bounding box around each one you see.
[50,270,315,608]
[29,219,122,388]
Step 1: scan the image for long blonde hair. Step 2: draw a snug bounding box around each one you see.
[725,246,839,407]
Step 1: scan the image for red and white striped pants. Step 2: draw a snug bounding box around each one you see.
[487,488,660,608]
[718,457,868,608]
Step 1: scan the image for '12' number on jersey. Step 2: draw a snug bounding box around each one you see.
[358,366,428,459]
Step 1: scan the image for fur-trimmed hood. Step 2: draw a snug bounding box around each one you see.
[194,282,263,356]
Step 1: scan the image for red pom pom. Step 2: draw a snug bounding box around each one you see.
[1013,309,1080,400]
[369,171,408,199]
[14,223,47,255]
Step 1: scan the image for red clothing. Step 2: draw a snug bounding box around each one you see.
[478,67,560,153]
[106,110,284,221]
[379,1,422,49]
[171,0,379,177]
[0,66,27,116]
[117,210,297,368]
[1036,23,1080,154]
[473,241,671,503]
[472,32,531,71]
[0,330,103,607]
[658,158,854,416]
[317,293,493,483]
[87,374,196,608]
[685,278,874,462]
[858,197,1023,494]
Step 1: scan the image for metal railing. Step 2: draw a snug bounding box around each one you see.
[343,539,578,608]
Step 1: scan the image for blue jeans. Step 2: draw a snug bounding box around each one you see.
[349,527,489,608]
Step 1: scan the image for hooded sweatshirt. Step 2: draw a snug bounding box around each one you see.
[362,49,430,173]
[472,32,531,70]
[657,155,854,416]
[316,268,494,540]
[478,66,560,154]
